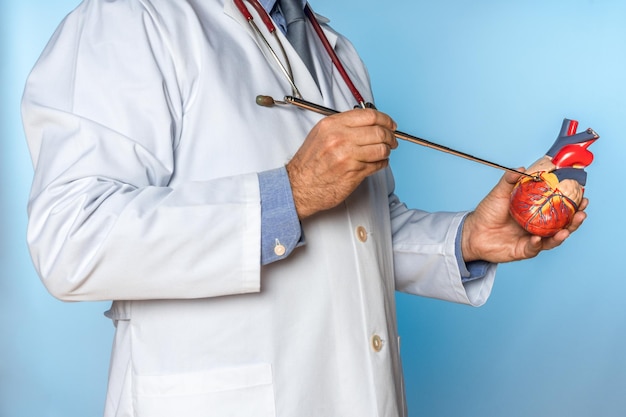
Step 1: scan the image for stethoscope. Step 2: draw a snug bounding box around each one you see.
[233,0,373,109]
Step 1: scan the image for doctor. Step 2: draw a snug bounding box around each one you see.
[22,0,586,416]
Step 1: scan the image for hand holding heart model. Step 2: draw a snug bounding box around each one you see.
[509,119,599,237]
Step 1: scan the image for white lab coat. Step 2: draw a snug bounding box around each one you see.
[22,0,496,416]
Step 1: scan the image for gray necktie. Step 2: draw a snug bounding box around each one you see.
[278,0,318,82]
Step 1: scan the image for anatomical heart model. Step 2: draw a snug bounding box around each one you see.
[509,119,599,237]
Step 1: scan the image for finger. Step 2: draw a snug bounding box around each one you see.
[524,235,545,258]
[323,140,390,174]
[353,142,393,164]
[566,210,587,233]
[339,158,390,180]
[361,158,390,176]
[338,108,397,131]
[351,125,398,150]
[539,233,568,252]
[504,167,526,185]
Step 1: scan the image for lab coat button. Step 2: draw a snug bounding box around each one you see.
[371,334,383,352]
[356,226,368,242]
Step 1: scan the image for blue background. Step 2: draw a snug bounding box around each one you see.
[2,1,624,416]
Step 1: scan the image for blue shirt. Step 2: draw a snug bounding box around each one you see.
[259,0,308,35]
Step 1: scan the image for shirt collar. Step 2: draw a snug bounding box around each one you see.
[258,0,309,35]
[258,0,277,13]
[258,0,308,14]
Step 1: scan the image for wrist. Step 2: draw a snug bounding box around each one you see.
[461,212,479,262]
[286,160,324,220]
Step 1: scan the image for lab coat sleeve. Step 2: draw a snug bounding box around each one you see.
[22,1,262,301]
[387,171,496,307]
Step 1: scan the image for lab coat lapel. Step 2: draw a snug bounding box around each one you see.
[309,13,371,112]
[223,0,253,35]
[307,13,351,110]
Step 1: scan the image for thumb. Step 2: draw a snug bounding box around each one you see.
[504,168,527,186]
[491,169,523,199]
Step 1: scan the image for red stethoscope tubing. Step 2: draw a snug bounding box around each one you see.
[235,0,277,33]
[234,0,367,108]
[303,5,366,107]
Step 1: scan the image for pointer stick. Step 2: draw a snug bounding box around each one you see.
[256,95,537,180]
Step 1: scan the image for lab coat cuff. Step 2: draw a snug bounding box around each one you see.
[258,167,303,265]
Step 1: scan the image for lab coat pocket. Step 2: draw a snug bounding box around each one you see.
[133,363,276,417]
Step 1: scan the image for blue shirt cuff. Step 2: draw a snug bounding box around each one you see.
[455,216,491,282]
[258,167,303,265]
